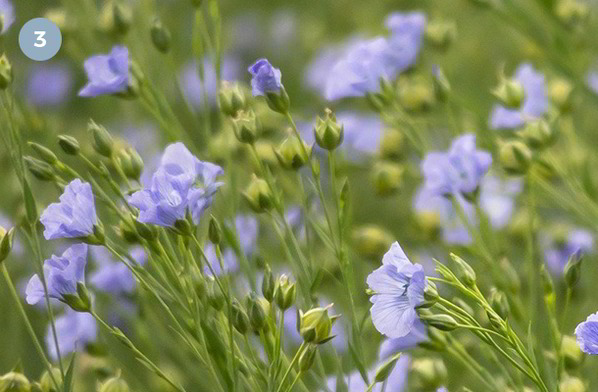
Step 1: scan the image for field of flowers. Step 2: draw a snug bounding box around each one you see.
[1,0,598,391]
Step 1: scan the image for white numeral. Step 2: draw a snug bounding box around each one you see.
[34,31,47,48]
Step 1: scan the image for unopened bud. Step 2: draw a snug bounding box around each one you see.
[99,373,130,392]
[555,0,588,28]
[314,109,344,151]
[89,120,114,157]
[499,140,532,175]
[207,279,225,310]
[262,265,275,302]
[564,249,583,288]
[233,110,259,144]
[112,3,132,35]
[0,226,14,264]
[425,20,457,50]
[274,134,311,170]
[371,161,404,196]
[24,157,55,182]
[28,143,58,165]
[432,66,451,102]
[421,314,458,331]
[57,135,80,156]
[0,54,13,90]
[0,371,31,392]
[274,274,296,310]
[208,216,222,245]
[243,175,274,213]
[231,299,250,334]
[450,253,477,287]
[299,305,338,344]
[549,78,574,111]
[246,292,267,332]
[489,287,510,319]
[519,120,555,150]
[150,18,171,53]
[117,147,144,181]
[218,82,247,117]
[351,225,394,259]
[492,73,525,109]
[559,376,586,392]
[379,130,406,160]
[39,368,62,392]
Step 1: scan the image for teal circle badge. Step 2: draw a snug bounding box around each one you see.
[19,18,62,61]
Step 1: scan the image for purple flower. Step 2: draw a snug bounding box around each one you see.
[27,64,72,106]
[367,242,426,338]
[129,143,224,227]
[490,63,548,130]
[248,58,284,96]
[337,112,383,160]
[543,229,593,275]
[384,11,426,72]
[586,71,598,95]
[378,319,428,357]
[0,0,14,34]
[479,175,522,229]
[25,244,88,305]
[575,312,598,355]
[421,134,492,197]
[46,309,97,360]
[181,56,240,107]
[234,215,259,255]
[89,246,138,295]
[79,46,130,97]
[204,244,239,277]
[40,179,98,240]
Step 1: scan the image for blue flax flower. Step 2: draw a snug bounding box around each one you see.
[586,71,598,95]
[46,309,97,360]
[40,179,98,240]
[543,229,593,275]
[421,134,492,197]
[89,246,145,295]
[25,244,88,305]
[129,143,224,227]
[490,63,548,130]
[367,242,426,338]
[248,58,283,96]
[79,46,130,97]
[337,112,383,161]
[0,0,14,34]
[575,312,598,355]
[479,174,522,229]
[27,64,72,107]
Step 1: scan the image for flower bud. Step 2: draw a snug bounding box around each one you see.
[243,175,274,213]
[549,78,574,111]
[314,109,344,151]
[117,147,144,181]
[0,226,14,264]
[89,120,114,157]
[207,279,225,310]
[412,358,447,389]
[421,314,458,331]
[489,287,510,319]
[351,225,394,260]
[421,281,439,307]
[499,257,521,294]
[518,120,555,150]
[0,371,31,392]
[24,157,56,182]
[555,0,588,28]
[371,161,404,196]
[28,143,58,165]
[150,18,171,53]
[39,368,62,392]
[0,54,13,90]
[274,274,296,310]
[112,3,132,35]
[133,220,157,242]
[274,135,311,170]
[425,20,457,50]
[379,130,405,161]
[208,215,222,245]
[450,253,477,287]
[561,335,584,369]
[262,265,275,302]
[398,77,435,112]
[564,249,583,288]
[299,305,337,344]
[231,299,250,334]
[99,374,130,392]
[492,74,525,109]
[246,292,267,332]
[232,110,259,144]
[499,140,532,175]
[264,88,290,115]
[218,82,247,117]
[62,282,92,312]
[299,344,317,372]
[57,135,80,156]
[432,66,451,102]
[559,376,586,392]
[416,211,442,240]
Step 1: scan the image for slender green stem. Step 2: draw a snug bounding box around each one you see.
[275,342,305,392]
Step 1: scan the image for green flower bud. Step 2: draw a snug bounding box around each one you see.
[262,265,275,302]
[518,120,555,150]
[274,135,311,170]
[412,358,447,389]
[421,314,458,331]
[246,292,267,332]
[555,0,588,28]
[492,73,525,109]
[314,109,344,151]
[98,374,130,392]
[208,215,222,245]
[218,82,247,117]
[89,120,114,157]
[0,371,31,392]
[207,279,225,310]
[133,220,157,242]
[233,110,259,144]
[432,66,451,102]
[231,299,250,335]
[299,304,338,344]
[425,20,457,49]
[564,249,583,288]
[112,3,132,35]
[57,135,80,156]
[549,78,574,111]
[499,140,532,175]
[0,54,13,90]
[299,344,317,372]
[264,87,290,115]
[450,253,477,287]
[274,274,296,310]
[24,157,56,182]
[420,281,439,307]
[62,282,92,312]
[28,143,58,165]
[415,211,442,240]
[351,225,394,260]
[371,161,404,196]
[489,287,510,319]
[561,335,584,369]
[117,220,138,244]
[39,368,62,392]
[374,354,402,384]
[150,18,171,53]
[379,130,405,161]
[243,175,274,213]
[559,376,586,392]
[0,226,15,264]
[499,257,521,294]
[117,148,143,181]
[83,224,106,246]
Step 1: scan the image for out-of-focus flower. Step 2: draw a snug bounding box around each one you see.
[0,0,14,34]
[204,244,239,277]
[479,175,522,229]
[248,58,283,96]
[25,244,88,305]
[325,355,410,392]
[90,246,138,295]
[234,215,259,255]
[40,179,98,240]
[586,71,598,95]
[26,64,72,107]
[378,319,428,357]
[543,229,593,275]
[129,143,224,227]
[421,134,492,197]
[181,56,240,107]
[46,309,97,360]
[367,242,426,338]
[337,112,382,160]
[385,11,426,72]
[490,63,548,130]
[79,46,131,97]
[575,312,598,355]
